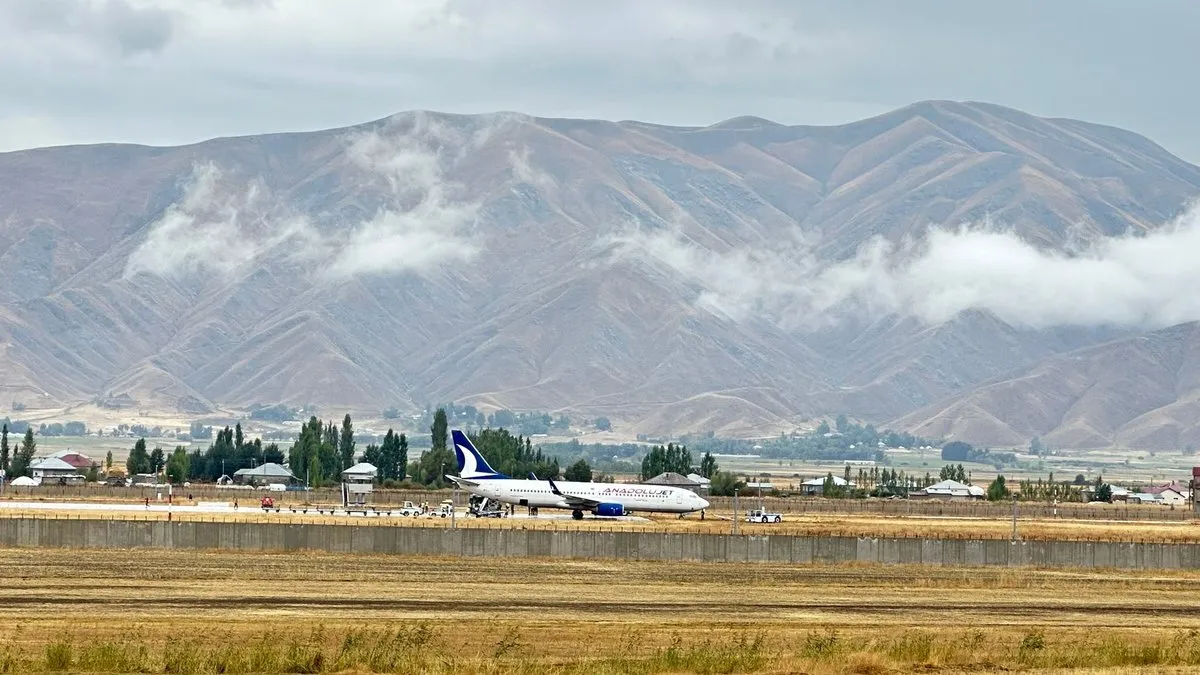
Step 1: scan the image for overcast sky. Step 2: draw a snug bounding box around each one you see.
[2,0,1199,162]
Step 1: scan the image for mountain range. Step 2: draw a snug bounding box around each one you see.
[1,100,1199,448]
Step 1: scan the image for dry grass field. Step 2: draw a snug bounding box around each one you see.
[3,548,1200,673]
[8,506,1200,543]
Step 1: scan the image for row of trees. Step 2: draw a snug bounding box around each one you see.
[285,415,356,488]
[466,427,559,480]
[0,424,37,478]
[119,409,511,489]
[939,464,968,483]
[410,404,581,437]
[1015,474,1083,502]
[682,417,932,463]
[639,443,693,479]
[36,422,87,437]
[361,430,408,482]
[126,413,417,488]
[940,441,1018,469]
[0,417,30,435]
[636,444,720,480]
[838,466,941,497]
[127,427,288,483]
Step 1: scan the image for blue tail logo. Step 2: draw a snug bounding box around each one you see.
[452,430,509,479]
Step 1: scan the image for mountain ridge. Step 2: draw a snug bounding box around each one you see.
[1,100,1199,446]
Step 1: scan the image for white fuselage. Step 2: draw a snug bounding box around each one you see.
[461,479,708,514]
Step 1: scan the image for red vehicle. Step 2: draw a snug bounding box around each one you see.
[260,496,275,510]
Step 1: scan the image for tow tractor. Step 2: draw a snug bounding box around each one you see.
[745,508,782,523]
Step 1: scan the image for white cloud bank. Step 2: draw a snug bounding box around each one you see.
[322,112,487,280]
[607,205,1200,330]
[122,162,318,279]
[123,111,529,283]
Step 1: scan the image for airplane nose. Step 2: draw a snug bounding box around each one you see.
[698,497,710,509]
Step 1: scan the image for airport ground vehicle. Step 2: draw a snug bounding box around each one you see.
[259,496,275,510]
[468,495,507,518]
[397,501,423,517]
[426,500,455,518]
[745,508,782,523]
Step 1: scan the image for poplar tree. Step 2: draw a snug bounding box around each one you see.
[0,423,8,474]
[415,408,455,487]
[149,447,165,474]
[339,414,355,469]
[127,438,151,475]
[10,428,35,478]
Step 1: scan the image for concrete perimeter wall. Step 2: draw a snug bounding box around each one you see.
[3,518,1199,569]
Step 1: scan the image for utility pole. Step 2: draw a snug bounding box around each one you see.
[732,489,739,535]
[1011,495,1019,542]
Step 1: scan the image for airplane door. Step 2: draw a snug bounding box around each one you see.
[675,493,683,504]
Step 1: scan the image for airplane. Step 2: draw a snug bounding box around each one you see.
[445,429,710,519]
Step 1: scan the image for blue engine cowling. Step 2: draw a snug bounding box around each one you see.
[593,503,625,517]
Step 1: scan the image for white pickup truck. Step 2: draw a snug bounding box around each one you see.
[397,501,424,517]
[745,508,783,523]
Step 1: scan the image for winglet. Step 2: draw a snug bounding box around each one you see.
[547,477,563,496]
[528,471,538,480]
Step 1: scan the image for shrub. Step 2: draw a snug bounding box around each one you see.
[43,641,72,671]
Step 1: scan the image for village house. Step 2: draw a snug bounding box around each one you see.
[1146,483,1189,506]
[645,471,707,495]
[30,457,85,484]
[232,462,298,487]
[799,475,852,496]
[48,450,96,472]
[909,479,985,501]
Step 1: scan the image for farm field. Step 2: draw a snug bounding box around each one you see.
[2,548,1200,673]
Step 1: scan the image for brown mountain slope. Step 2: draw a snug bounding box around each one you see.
[0,101,1198,444]
[894,323,1200,450]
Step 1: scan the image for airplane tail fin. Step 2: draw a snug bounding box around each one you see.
[452,429,509,479]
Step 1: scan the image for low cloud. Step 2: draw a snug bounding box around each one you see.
[122,163,317,280]
[126,111,535,283]
[606,205,1200,330]
[322,112,490,279]
[507,147,558,193]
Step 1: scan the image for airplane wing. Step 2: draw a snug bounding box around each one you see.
[547,477,601,509]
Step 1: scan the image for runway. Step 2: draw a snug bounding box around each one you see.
[0,499,651,521]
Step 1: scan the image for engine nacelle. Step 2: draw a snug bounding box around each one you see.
[593,502,625,517]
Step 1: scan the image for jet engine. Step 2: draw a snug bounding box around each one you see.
[594,503,625,517]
